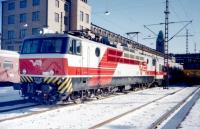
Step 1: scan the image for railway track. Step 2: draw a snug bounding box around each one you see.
[149,86,200,129]
[89,88,185,129]
[0,87,188,126]
[0,99,26,107]
[0,103,68,123]
[0,94,124,123]
[0,87,149,123]
[0,99,41,113]
[0,104,40,113]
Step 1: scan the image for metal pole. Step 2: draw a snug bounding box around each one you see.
[186,29,189,54]
[164,0,169,89]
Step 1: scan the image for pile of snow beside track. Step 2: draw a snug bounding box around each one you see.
[179,96,200,129]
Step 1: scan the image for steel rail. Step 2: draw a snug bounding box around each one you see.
[148,87,200,129]
[0,100,27,107]
[0,104,40,113]
[89,88,184,129]
[0,87,150,123]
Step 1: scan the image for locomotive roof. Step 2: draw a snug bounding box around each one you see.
[24,33,165,57]
[24,33,69,39]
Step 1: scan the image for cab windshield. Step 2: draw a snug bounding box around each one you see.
[21,37,68,54]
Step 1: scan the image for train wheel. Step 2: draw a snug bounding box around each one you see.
[95,89,103,99]
[118,86,125,93]
[102,88,109,97]
[70,91,83,104]
[130,84,135,91]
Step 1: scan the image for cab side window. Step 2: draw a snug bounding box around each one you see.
[68,39,81,55]
[76,40,81,55]
[152,59,156,66]
[159,64,162,71]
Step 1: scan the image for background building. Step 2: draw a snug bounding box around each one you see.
[156,30,164,53]
[175,53,200,84]
[175,53,200,70]
[70,0,91,31]
[0,33,1,49]
[0,33,1,50]
[1,0,91,51]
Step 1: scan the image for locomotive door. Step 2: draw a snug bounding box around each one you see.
[87,47,90,75]
[96,47,101,86]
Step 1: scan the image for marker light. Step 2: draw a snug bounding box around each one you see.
[22,69,27,74]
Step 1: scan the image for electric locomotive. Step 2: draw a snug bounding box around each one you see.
[15,33,167,104]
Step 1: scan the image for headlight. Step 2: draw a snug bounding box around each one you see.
[22,69,27,74]
[49,70,54,76]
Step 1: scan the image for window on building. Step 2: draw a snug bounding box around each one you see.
[55,0,59,8]
[55,13,59,22]
[64,16,68,25]
[7,46,14,51]
[19,45,22,51]
[6,41,12,44]
[8,15,15,24]
[8,31,15,39]
[64,3,69,11]
[86,13,89,23]
[20,29,27,39]
[32,0,40,6]
[8,2,15,10]
[20,13,27,23]
[32,11,40,21]
[20,0,27,8]
[32,28,40,35]
[80,11,84,22]
[81,0,87,3]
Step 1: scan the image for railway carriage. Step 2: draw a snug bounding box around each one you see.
[0,50,20,86]
[16,33,171,103]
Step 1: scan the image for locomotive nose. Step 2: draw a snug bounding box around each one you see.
[20,58,66,75]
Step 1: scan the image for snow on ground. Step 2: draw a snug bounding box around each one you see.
[157,86,200,129]
[98,87,198,129]
[0,87,184,129]
[0,105,54,121]
[0,103,39,112]
[0,87,22,103]
[179,95,200,129]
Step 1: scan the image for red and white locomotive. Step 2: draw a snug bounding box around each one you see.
[16,33,176,103]
[0,50,20,86]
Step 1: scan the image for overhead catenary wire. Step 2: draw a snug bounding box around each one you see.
[175,0,199,53]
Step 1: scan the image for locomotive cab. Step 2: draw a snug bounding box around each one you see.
[19,34,76,103]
